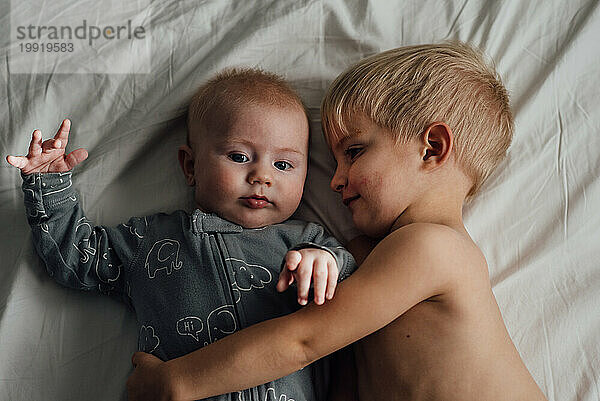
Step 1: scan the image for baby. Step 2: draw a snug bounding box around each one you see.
[7,68,356,401]
[125,42,548,401]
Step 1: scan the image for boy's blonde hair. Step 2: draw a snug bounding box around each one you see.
[321,41,513,199]
[187,67,308,146]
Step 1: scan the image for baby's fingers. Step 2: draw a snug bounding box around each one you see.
[28,129,43,157]
[312,260,328,305]
[41,137,63,153]
[296,260,314,306]
[276,269,294,292]
[278,250,301,293]
[64,148,89,170]
[54,119,71,143]
[284,250,302,272]
[325,260,339,300]
[6,155,28,169]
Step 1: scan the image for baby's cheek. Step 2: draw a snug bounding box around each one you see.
[198,170,233,201]
[280,181,304,213]
[212,179,235,200]
[212,168,236,187]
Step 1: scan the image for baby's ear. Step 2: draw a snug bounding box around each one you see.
[177,144,195,186]
[421,122,453,169]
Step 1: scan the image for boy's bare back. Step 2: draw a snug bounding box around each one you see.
[347,223,546,400]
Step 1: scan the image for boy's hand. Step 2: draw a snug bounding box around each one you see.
[127,352,178,401]
[276,248,338,306]
[6,119,88,174]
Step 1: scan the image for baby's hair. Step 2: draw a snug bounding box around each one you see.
[321,41,513,199]
[187,67,308,147]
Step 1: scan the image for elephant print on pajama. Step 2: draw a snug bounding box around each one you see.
[145,238,183,278]
[73,217,96,263]
[71,220,121,291]
[236,389,297,401]
[207,304,237,343]
[227,257,272,303]
[95,230,121,284]
[121,217,148,239]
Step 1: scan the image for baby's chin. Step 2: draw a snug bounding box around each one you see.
[194,200,297,228]
[228,213,291,229]
[202,207,292,229]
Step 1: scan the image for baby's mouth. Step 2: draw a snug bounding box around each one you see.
[241,195,272,209]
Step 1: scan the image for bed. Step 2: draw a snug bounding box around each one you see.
[1,1,599,400]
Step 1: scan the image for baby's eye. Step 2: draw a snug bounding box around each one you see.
[344,147,363,160]
[228,153,249,163]
[274,161,293,171]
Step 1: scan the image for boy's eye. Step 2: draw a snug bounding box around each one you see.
[344,147,362,160]
[228,153,249,163]
[274,161,293,171]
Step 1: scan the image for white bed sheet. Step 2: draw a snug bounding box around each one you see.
[1,1,599,400]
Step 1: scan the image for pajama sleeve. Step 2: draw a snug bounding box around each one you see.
[21,171,149,306]
[289,222,358,282]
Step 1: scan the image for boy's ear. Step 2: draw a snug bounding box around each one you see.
[420,122,453,169]
[178,144,196,186]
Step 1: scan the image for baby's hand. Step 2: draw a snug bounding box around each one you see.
[277,248,338,306]
[6,119,88,174]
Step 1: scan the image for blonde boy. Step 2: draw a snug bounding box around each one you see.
[127,42,548,401]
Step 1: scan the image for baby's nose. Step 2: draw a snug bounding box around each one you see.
[248,169,272,186]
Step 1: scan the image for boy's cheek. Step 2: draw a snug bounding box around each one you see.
[364,172,384,190]
[348,174,378,193]
[372,174,384,188]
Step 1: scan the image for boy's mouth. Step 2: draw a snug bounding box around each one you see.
[241,195,272,209]
[343,195,360,207]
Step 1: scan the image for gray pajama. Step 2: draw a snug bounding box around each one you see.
[21,171,357,401]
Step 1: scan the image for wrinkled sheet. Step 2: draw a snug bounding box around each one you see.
[1,1,599,400]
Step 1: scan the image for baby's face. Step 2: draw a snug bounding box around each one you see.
[186,103,309,228]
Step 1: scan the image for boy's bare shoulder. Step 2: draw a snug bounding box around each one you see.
[372,222,489,292]
[387,222,484,261]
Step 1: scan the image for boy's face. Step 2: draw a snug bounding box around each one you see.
[328,114,423,238]
[182,103,309,228]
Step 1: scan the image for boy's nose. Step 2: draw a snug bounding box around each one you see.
[330,167,346,193]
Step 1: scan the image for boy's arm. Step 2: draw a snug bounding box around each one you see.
[324,236,375,401]
[141,223,465,400]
